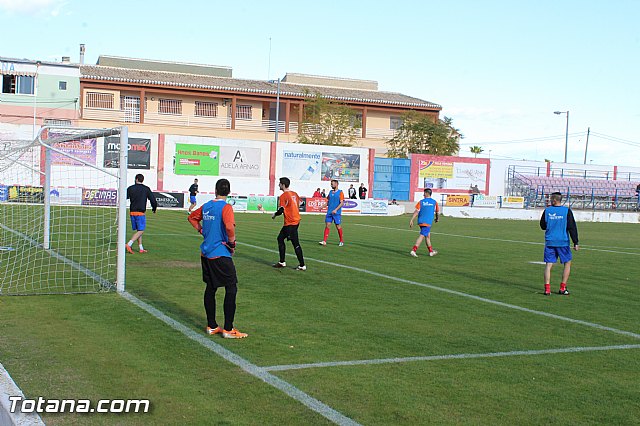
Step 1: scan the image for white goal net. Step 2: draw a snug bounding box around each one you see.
[0,126,128,295]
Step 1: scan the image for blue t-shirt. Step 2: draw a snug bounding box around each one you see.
[200,200,232,258]
[327,189,344,215]
[543,205,570,247]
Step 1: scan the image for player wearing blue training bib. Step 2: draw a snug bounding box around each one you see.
[540,192,579,296]
[409,188,439,257]
[188,178,247,339]
[319,179,345,246]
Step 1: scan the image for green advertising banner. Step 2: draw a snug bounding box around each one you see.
[175,143,219,175]
[247,195,278,212]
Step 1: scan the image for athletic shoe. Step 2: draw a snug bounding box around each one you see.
[318,241,326,246]
[273,261,286,268]
[429,250,438,257]
[543,291,551,296]
[295,265,307,271]
[206,326,222,335]
[410,250,418,257]
[338,242,344,247]
[126,245,134,254]
[559,289,570,295]
[139,249,148,253]
[222,328,248,339]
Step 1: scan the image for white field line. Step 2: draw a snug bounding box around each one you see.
[120,291,360,426]
[239,242,640,341]
[353,223,640,256]
[263,344,640,372]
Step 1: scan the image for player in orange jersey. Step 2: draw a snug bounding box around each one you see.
[272,177,306,270]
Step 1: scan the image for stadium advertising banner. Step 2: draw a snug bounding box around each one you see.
[50,188,82,205]
[472,194,499,207]
[360,199,389,215]
[321,152,360,182]
[446,195,471,207]
[0,185,7,201]
[175,144,220,176]
[413,155,490,194]
[502,196,525,209]
[247,195,277,212]
[304,197,328,213]
[50,135,97,166]
[228,196,248,212]
[341,199,361,214]
[81,188,117,206]
[219,147,261,177]
[282,151,323,181]
[7,185,44,203]
[104,137,151,169]
[153,192,184,208]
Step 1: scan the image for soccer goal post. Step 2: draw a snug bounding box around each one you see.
[0,126,128,295]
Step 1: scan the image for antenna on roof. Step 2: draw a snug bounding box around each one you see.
[267,37,272,80]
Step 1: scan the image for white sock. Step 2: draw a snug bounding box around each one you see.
[127,241,133,246]
[139,244,144,251]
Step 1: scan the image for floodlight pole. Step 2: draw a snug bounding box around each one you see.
[554,110,569,163]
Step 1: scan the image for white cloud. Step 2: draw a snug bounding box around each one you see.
[0,0,64,15]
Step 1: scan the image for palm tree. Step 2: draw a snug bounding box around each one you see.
[470,146,484,158]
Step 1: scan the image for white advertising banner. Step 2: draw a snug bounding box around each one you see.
[219,147,261,177]
[472,194,499,207]
[361,199,389,215]
[282,151,323,181]
[502,196,525,209]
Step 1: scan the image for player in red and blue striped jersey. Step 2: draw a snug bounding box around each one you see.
[319,179,345,246]
[409,188,439,257]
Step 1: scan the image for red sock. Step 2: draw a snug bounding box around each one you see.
[545,284,551,293]
[560,282,566,291]
[337,228,343,242]
[427,246,433,253]
[412,245,418,252]
[323,228,330,241]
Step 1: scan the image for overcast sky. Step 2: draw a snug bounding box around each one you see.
[2,0,639,167]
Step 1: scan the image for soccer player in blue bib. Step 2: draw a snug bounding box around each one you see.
[409,188,439,257]
[540,192,579,295]
[319,179,345,246]
[188,178,247,339]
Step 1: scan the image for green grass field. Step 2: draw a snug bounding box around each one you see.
[1,210,639,425]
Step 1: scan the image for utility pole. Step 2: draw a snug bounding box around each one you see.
[583,127,590,164]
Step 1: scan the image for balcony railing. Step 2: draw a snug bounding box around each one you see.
[83,107,398,140]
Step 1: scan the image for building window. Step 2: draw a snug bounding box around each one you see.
[195,101,218,117]
[390,116,404,130]
[59,81,67,90]
[236,104,252,120]
[120,96,147,112]
[86,92,114,109]
[2,75,35,94]
[159,98,182,115]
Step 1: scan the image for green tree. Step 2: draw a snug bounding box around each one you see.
[470,146,484,157]
[297,92,360,146]
[386,111,461,158]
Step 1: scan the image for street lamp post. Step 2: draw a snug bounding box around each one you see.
[554,110,569,163]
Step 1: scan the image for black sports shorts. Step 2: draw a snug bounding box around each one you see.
[201,256,238,289]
